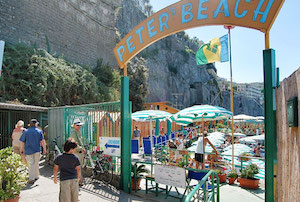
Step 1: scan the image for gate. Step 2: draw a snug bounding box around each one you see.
[48,101,121,150]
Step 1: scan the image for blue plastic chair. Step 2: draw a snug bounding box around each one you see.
[171,133,175,140]
[162,136,166,146]
[166,134,169,141]
[143,139,152,155]
[182,170,215,201]
[156,136,162,146]
[131,139,139,154]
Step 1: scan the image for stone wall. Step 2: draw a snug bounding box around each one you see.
[0,0,121,67]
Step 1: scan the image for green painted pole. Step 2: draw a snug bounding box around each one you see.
[276,67,280,87]
[155,119,159,136]
[120,76,131,193]
[167,120,171,136]
[263,49,276,202]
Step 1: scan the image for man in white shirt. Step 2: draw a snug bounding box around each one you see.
[195,131,218,169]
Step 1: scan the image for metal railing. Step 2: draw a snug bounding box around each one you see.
[132,161,220,201]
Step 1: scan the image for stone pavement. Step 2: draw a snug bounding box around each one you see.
[20,159,265,202]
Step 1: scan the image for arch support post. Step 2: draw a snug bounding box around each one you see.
[120,76,131,193]
[263,49,276,202]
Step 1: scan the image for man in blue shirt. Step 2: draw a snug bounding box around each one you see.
[20,119,46,184]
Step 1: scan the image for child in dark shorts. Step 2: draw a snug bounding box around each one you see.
[53,138,81,202]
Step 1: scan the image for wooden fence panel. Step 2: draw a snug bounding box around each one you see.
[276,68,300,202]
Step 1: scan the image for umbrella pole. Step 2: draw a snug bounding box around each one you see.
[150,118,153,177]
[202,115,205,170]
[226,26,235,170]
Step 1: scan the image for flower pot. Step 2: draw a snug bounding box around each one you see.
[228,177,237,185]
[131,178,142,190]
[4,196,20,202]
[239,178,260,189]
[218,174,227,183]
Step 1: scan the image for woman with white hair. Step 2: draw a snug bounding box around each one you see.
[11,120,25,154]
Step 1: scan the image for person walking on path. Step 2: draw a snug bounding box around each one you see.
[69,118,85,185]
[11,120,27,163]
[20,119,46,184]
[54,138,81,202]
[195,131,218,169]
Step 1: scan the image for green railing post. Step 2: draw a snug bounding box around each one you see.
[155,119,159,136]
[167,120,171,136]
[120,76,131,193]
[263,49,276,202]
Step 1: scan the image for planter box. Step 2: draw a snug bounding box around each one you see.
[239,178,260,189]
[131,178,142,190]
[218,174,227,183]
[228,177,237,185]
[4,196,20,202]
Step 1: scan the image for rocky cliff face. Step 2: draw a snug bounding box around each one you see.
[116,0,263,116]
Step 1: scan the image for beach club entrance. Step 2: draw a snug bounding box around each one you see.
[114,0,285,201]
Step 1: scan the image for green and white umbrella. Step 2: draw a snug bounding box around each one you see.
[170,105,232,126]
[131,110,172,122]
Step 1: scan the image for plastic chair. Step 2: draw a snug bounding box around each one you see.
[182,170,215,201]
[131,139,139,154]
[143,139,152,155]
[162,136,166,146]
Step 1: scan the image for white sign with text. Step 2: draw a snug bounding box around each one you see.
[99,137,120,156]
[154,164,186,188]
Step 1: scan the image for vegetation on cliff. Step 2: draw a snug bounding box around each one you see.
[0,43,148,108]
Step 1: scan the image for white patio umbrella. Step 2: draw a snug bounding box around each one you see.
[240,134,265,144]
[233,114,256,120]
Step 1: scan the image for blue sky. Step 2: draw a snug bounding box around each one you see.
[149,0,300,83]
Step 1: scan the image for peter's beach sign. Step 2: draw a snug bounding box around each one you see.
[114,0,284,68]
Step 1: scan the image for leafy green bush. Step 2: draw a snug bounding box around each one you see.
[0,147,27,200]
[227,170,238,178]
[131,164,149,178]
[241,164,259,179]
[0,43,101,106]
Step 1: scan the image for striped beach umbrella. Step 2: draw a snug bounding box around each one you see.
[170,105,232,126]
[131,110,172,122]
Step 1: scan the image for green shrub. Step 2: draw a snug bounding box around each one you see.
[0,147,27,200]
[241,164,259,179]
[227,170,238,178]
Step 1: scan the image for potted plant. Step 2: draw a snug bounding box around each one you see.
[227,170,238,185]
[0,147,27,202]
[214,169,227,183]
[131,164,149,190]
[239,164,260,189]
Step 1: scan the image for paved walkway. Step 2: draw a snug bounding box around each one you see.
[20,159,265,202]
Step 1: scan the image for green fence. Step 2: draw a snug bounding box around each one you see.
[0,109,48,149]
[48,101,121,150]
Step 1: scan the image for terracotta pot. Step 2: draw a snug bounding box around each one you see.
[218,174,227,183]
[228,177,237,185]
[131,178,142,190]
[4,196,20,202]
[239,177,260,189]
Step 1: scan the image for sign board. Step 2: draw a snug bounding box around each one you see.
[154,164,186,188]
[114,0,284,68]
[0,41,5,78]
[99,137,120,156]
